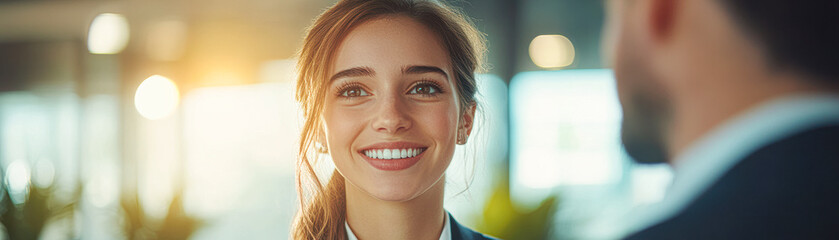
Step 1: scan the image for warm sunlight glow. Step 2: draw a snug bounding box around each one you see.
[146,20,188,61]
[87,13,130,54]
[134,75,180,120]
[529,34,575,68]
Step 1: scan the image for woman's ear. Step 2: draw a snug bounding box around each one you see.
[456,103,477,145]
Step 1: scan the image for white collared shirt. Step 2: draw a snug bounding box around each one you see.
[622,94,839,237]
[345,212,452,240]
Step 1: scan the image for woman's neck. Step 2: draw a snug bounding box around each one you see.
[345,177,446,240]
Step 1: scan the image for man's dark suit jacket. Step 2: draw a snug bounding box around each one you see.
[626,124,839,239]
[450,214,499,240]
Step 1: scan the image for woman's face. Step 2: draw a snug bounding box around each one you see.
[323,15,472,201]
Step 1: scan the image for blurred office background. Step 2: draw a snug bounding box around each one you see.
[0,0,673,239]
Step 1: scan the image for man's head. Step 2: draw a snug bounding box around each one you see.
[603,0,839,164]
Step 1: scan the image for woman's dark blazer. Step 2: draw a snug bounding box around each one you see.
[449,214,500,240]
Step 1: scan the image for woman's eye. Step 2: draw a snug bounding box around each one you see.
[409,84,440,95]
[340,87,369,97]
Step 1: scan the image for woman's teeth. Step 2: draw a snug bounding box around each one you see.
[363,148,424,160]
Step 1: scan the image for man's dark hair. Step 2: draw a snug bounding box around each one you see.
[719,0,839,84]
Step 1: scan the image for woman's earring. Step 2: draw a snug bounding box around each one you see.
[315,141,328,153]
[456,130,467,145]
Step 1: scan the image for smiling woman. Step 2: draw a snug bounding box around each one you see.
[292,0,495,239]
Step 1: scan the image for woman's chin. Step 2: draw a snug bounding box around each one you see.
[364,184,424,202]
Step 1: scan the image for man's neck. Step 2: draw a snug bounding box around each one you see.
[345,177,446,240]
[668,74,831,165]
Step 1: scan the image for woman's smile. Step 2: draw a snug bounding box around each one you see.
[358,141,429,170]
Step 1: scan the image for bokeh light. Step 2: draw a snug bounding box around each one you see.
[6,160,31,205]
[87,13,130,54]
[529,34,575,68]
[85,164,119,208]
[32,160,55,189]
[134,75,180,120]
[511,70,622,190]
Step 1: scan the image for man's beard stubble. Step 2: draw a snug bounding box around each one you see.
[621,90,671,164]
[615,47,673,164]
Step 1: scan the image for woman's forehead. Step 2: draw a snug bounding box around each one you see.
[330,15,452,78]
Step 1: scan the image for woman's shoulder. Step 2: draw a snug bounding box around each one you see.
[448,214,501,240]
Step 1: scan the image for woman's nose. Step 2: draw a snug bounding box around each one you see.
[370,95,412,134]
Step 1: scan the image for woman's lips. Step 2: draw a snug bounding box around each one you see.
[359,150,425,171]
[358,142,428,171]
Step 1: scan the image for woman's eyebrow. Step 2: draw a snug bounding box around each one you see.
[402,65,448,80]
[330,66,375,82]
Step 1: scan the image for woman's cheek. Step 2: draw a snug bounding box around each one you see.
[419,103,459,144]
[325,107,360,159]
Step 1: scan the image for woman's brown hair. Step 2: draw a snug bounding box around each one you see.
[292,0,486,239]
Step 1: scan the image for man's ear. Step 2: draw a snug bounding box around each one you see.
[457,103,477,145]
[647,0,679,43]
